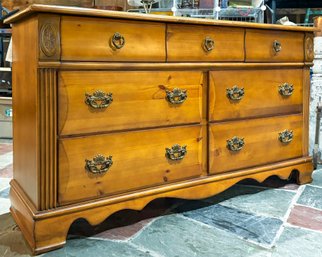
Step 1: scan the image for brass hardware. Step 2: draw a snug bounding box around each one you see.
[110,32,125,50]
[278,83,294,96]
[226,86,244,101]
[165,144,187,160]
[166,88,187,104]
[227,137,245,152]
[273,40,282,53]
[203,37,215,52]
[278,130,293,143]
[85,90,113,109]
[85,154,113,174]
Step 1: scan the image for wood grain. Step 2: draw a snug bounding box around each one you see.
[167,24,244,62]
[209,114,303,174]
[61,16,166,62]
[245,29,305,62]
[302,67,310,156]
[11,16,40,209]
[58,125,204,204]
[58,71,203,135]
[209,68,303,121]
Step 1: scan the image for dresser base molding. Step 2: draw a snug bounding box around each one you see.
[10,158,313,255]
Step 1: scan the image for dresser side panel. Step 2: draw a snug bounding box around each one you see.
[12,16,40,209]
[302,67,310,156]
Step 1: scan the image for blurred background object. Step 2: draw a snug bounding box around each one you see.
[95,0,126,11]
[1,0,93,10]
[0,1,12,139]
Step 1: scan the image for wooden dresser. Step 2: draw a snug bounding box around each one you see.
[5,5,316,254]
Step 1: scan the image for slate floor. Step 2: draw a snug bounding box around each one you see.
[1,140,322,257]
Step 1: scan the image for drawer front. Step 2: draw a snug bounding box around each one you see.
[209,115,303,174]
[58,125,204,204]
[61,16,166,62]
[167,24,244,62]
[58,71,204,135]
[245,29,304,62]
[209,69,303,121]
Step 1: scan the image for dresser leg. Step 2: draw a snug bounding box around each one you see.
[296,162,314,185]
[10,182,69,255]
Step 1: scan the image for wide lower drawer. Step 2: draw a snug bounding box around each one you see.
[209,114,303,174]
[209,68,303,121]
[167,24,244,62]
[61,16,166,62]
[245,29,304,62]
[58,125,204,204]
[58,71,204,135]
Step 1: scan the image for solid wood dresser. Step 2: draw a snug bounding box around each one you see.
[5,4,316,254]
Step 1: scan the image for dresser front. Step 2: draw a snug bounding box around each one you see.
[7,7,315,253]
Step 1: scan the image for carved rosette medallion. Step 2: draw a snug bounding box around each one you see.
[40,23,58,57]
[305,35,314,62]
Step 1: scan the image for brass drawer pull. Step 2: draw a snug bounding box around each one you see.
[226,86,244,101]
[278,130,293,143]
[165,144,187,160]
[85,154,113,174]
[278,83,294,96]
[273,40,282,53]
[203,37,215,52]
[110,32,125,50]
[227,136,245,152]
[85,90,113,109]
[166,88,187,104]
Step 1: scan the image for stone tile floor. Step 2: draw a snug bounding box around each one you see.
[1,139,322,256]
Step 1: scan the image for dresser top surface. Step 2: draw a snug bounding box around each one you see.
[5,4,317,32]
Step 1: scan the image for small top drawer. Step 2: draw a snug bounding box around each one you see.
[61,16,166,62]
[167,24,244,62]
[245,29,304,62]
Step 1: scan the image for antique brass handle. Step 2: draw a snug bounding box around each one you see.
[165,144,187,160]
[110,32,125,50]
[85,154,113,174]
[278,130,293,143]
[273,40,282,53]
[226,86,245,101]
[166,88,187,104]
[227,136,245,152]
[85,90,113,109]
[203,37,215,52]
[278,83,294,96]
